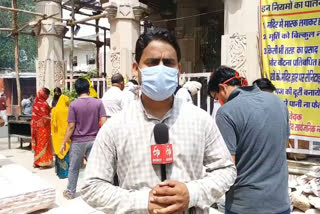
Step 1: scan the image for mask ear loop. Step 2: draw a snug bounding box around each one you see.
[212,71,247,106]
[241,78,248,86]
[234,71,248,87]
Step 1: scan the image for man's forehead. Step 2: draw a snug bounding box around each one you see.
[142,41,177,59]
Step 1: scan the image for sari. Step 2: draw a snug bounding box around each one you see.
[31,88,53,167]
[88,79,98,98]
[51,95,71,178]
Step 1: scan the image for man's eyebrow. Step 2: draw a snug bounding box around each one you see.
[162,58,176,63]
[143,57,176,62]
[143,58,161,64]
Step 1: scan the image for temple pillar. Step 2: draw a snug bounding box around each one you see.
[33,0,66,91]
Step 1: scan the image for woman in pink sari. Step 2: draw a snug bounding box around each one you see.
[31,88,53,168]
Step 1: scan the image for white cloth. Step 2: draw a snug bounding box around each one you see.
[183,81,202,96]
[81,97,236,213]
[21,99,33,115]
[211,100,221,121]
[101,86,124,117]
[0,110,7,124]
[122,82,139,109]
[175,88,193,103]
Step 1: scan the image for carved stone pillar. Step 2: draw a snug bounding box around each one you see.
[34,0,66,91]
[222,0,261,84]
[102,0,147,80]
[221,33,261,84]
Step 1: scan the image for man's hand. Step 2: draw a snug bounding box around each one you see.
[60,142,66,154]
[150,180,190,214]
[148,190,166,214]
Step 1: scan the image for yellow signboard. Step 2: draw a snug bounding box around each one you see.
[261,0,320,138]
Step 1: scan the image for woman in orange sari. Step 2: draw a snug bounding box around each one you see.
[31,88,53,168]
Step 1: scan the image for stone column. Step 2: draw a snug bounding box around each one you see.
[222,0,261,84]
[33,0,66,91]
[175,0,200,73]
[102,0,147,80]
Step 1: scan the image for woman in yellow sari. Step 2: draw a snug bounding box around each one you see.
[87,79,98,98]
[51,95,71,179]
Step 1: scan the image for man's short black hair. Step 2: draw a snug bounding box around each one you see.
[111,73,124,84]
[75,78,89,95]
[208,66,243,93]
[253,78,276,92]
[129,79,139,85]
[135,28,181,63]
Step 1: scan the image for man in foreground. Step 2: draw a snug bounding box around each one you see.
[81,28,236,213]
[208,66,290,214]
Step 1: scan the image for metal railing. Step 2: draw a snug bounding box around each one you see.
[287,136,320,155]
[65,77,107,98]
[180,72,212,114]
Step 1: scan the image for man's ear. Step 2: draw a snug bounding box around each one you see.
[132,62,139,78]
[218,83,226,92]
[133,62,142,85]
[178,63,182,75]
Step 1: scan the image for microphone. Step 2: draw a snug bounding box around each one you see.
[153,123,169,181]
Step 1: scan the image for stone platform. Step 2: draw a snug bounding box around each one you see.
[0,154,55,214]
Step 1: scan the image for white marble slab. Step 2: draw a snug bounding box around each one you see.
[0,154,55,214]
[46,197,103,214]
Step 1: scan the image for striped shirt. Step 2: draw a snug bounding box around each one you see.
[81,97,236,214]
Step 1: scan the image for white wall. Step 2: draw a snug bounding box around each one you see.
[65,44,96,72]
[224,0,260,35]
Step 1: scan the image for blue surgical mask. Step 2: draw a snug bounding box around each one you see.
[140,65,178,101]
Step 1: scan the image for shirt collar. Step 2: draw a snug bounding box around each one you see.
[227,85,261,102]
[110,86,121,91]
[138,95,181,123]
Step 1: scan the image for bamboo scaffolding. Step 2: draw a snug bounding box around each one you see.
[73,12,107,25]
[0,5,66,21]
[1,1,110,95]
[0,28,13,31]
[12,0,21,114]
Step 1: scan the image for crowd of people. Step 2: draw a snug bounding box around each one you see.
[26,27,289,214]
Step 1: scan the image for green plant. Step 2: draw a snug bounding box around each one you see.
[82,70,98,79]
[62,85,78,102]
[61,72,98,101]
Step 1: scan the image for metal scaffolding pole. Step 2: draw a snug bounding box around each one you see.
[64,36,104,45]
[69,0,75,83]
[95,13,100,77]
[104,29,106,78]
[77,22,109,31]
